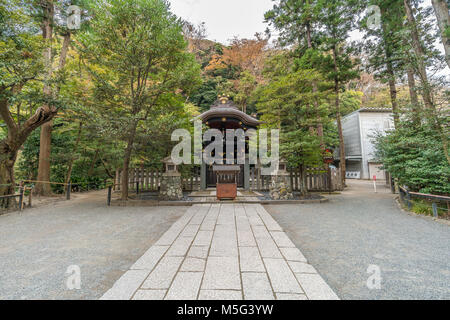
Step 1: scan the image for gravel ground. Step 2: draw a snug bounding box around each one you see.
[0,190,187,300]
[265,180,450,300]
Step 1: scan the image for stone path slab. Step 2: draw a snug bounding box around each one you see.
[100,204,339,300]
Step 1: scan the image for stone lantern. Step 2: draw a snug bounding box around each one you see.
[159,157,183,200]
[163,157,180,176]
[277,159,289,175]
[270,158,293,200]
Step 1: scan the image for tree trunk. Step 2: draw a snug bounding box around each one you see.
[380,6,400,127]
[406,68,421,125]
[404,0,450,165]
[333,46,346,186]
[0,143,18,208]
[300,165,308,196]
[35,121,53,195]
[35,0,54,196]
[306,21,324,144]
[431,0,450,69]
[66,122,83,184]
[35,5,72,195]
[121,122,138,200]
[403,0,435,115]
[101,158,114,178]
[58,33,71,72]
[88,149,99,176]
[1,95,57,199]
[387,75,399,126]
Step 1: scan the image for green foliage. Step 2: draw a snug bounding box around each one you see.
[374,121,450,195]
[16,118,115,192]
[340,90,363,116]
[254,53,338,168]
[2,0,445,200]
[360,0,406,81]
[265,0,322,49]
[0,0,44,104]
[189,79,218,111]
[235,71,257,113]
[75,0,202,188]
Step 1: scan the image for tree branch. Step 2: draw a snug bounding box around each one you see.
[0,97,18,138]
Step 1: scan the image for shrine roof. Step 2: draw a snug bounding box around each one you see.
[193,96,261,128]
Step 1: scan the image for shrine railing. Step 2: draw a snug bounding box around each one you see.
[117,165,342,193]
[249,167,342,192]
[115,166,201,192]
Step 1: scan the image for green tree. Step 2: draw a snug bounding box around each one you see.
[402,0,449,165]
[0,0,64,205]
[265,0,326,141]
[77,0,201,199]
[360,0,407,126]
[431,0,450,69]
[235,71,257,114]
[254,53,337,194]
[189,79,218,112]
[374,120,450,195]
[33,0,80,196]
[317,0,360,184]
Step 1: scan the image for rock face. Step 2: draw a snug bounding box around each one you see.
[159,175,183,200]
[269,175,293,200]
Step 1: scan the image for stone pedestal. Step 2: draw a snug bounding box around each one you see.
[269,175,293,200]
[159,174,183,200]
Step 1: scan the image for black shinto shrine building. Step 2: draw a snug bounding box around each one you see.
[195,96,261,190]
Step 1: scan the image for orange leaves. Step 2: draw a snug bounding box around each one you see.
[204,53,227,72]
[204,35,269,78]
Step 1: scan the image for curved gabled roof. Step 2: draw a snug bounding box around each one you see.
[193,98,261,128]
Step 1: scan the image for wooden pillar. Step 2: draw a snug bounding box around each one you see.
[256,167,261,190]
[117,169,121,191]
[114,169,119,191]
[201,161,207,190]
[244,156,250,191]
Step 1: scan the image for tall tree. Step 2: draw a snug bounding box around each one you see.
[234,71,257,113]
[265,0,325,142]
[77,0,201,200]
[431,0,450,69]
[318,0,360,184]
[0,0,62,204]
[254,53,336,194]
[403,0,450,164]
[361,0,406,127]
[222,35,269,80]
[34,0,74,195]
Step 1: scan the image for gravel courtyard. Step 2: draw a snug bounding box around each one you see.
[0,181,448,300]
[265,180,450,300]
[0,191,187,299]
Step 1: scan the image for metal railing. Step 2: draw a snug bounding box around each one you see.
[399,186,450,218]
[0,185,33,211]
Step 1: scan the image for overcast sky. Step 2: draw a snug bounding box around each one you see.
[169,0,436,42]
[169,0,274,44]
[168,0,448,76]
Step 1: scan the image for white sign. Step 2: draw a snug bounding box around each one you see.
[346,171,361,179]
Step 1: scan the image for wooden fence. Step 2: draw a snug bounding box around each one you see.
[249,167,341,192]
[117,166,341,193]
[114,167,201,192]
[399,186,450,218]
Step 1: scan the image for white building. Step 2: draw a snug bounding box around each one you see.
[337,108,394,180]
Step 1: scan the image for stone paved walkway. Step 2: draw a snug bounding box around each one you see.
[100,204,339,300]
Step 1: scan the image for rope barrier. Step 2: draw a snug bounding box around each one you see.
[21,180,69,186]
